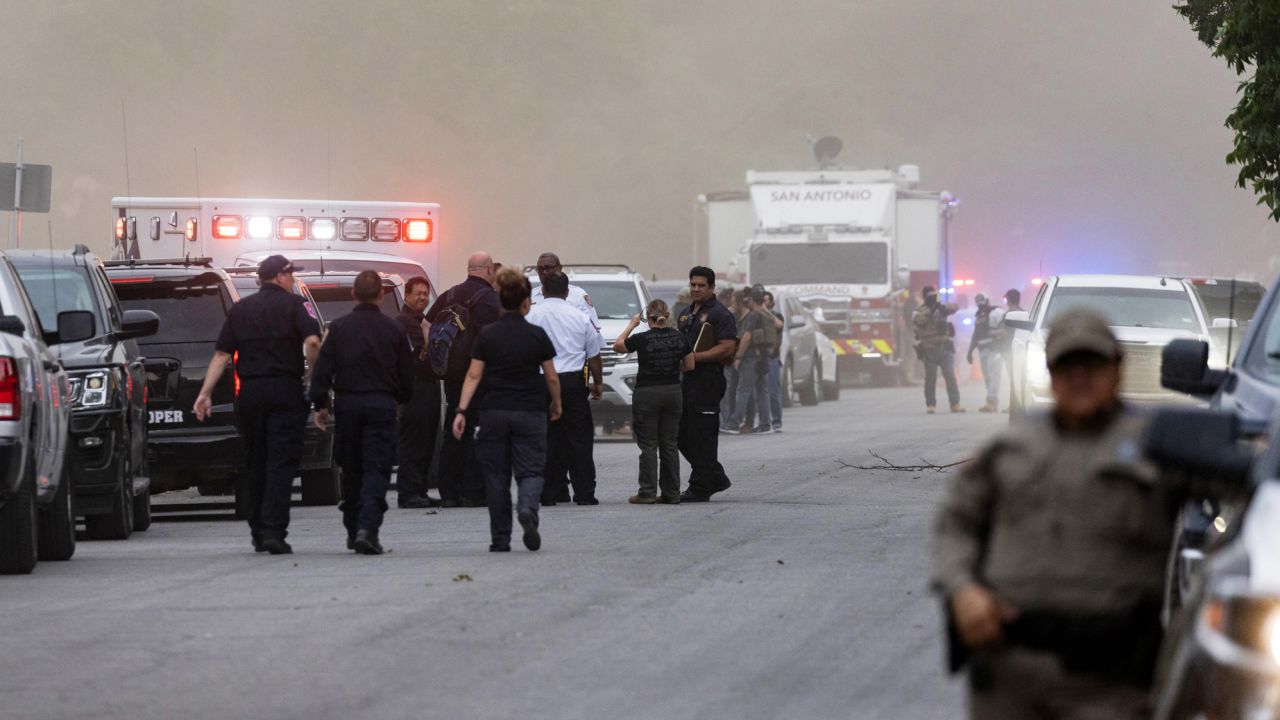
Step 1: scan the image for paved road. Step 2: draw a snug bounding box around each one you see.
[1,383,1004,720]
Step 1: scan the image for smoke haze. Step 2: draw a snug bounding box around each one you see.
[1,0,1273,290]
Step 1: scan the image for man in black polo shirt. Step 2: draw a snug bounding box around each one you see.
[425,252,501,507]
[394,275,440,509]
[676,266,738,501]
[310,271,414,555]
[194,255,322,554]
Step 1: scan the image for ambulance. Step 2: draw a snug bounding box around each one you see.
[109,197,440,292]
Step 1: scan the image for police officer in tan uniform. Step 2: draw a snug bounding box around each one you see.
[932,309,1239,720]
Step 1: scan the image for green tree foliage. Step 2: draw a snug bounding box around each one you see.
[1178,1,1280,219]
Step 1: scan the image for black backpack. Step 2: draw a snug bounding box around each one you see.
[427,287,493,381]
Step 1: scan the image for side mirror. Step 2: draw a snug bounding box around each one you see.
[1145,407,1252,484]
[1003,310,1033,331]
[1161,339,1223,397]
[789,314,808,327]
[0,315,25,338]
[116,309,159,340]
[56,310,96,344]
[1211,317,1240,329]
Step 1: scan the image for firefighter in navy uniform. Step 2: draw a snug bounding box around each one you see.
[676,266,737,502]
[194,255,322,555]
[395,275,441,509]
[309,271,415,555]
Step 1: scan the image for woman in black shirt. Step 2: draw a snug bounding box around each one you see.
[453,268,561,552]
[613,299,691,504]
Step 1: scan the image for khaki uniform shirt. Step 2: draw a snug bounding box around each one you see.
[932,408,1183,614]
[913,302,956,349]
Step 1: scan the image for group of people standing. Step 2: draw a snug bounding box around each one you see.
[198,252,745,555]
[911,286,1024,414]
[718,285,785,435]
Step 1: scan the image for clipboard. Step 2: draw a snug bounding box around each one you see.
[692,322,718,353]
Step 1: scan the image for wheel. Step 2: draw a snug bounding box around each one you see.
[781,359,794,409]
[821,364,841,401]
[37,458,75,561]
[132,488,151,532]
[300,464,341,506]
[0,454,38,574]
[84,463,133,541]
[799,360,820,406]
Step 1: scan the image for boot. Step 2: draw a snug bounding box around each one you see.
[352,529,384,555]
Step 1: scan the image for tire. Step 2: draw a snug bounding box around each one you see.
[132,489,151,532]
[300,464,341,506]
[781,359,794,409]
[0,455,38,574]
[821,364,841,402]
[37,458,75,561]
[799,360,820,406]
[84,463,133,541]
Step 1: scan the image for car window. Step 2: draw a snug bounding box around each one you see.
[114,279,232,344]
[1190,281,1265,325]
[15,265,99,336]
[306,285,398,321]
[92,267,122,331]
[1043,287,1199,331]
[574,280,644,320]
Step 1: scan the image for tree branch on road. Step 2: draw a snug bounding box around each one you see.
[836,451,968,473]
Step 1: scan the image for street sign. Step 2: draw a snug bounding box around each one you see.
[0,162,52,212]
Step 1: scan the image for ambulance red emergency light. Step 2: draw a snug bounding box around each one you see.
[110,197,440,291]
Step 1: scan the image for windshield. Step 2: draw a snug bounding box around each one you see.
[749,242,889,285]
[14,266,99,336]
[306,285,399,321]
[1043,287,1200,331]
[573,280,646,320]
[1190,281,1265,325]
[115,282,231,344]
[244,259,428,290]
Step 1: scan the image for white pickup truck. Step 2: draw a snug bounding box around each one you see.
[0,251,84,574]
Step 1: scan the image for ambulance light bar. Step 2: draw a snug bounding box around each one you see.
[115,218,126,242]
[372,218,400,242]
[310,217,337,241]
[213,215,242,240]
[246,216,272,240]
[278,217,305,240]
[153,213,433,243]
[185,218,197,242]
[405,219,432,243]
[340,217,369,242]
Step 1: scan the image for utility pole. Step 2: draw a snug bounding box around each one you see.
[9,139,22,249]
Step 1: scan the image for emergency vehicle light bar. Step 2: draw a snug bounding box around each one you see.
[404,219,432,242]
[278,217,305,240]
[340,217,369,242]
[246,216,272,240]
[310,217,337,241]
[185,218,197,243]
[213,215,242,240]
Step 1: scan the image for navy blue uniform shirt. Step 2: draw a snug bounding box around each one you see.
[216,282,321,381]
[677,294,737,370]
[471,313,556,413]
[425,276,501,332]
[309,304,414,409]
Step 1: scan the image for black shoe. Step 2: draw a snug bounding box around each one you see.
[574,497,600,506]
[518,511,541,551]
[555,488,571,503]
[711,478,732,494]
[462,497,486,508]
[252,533,266,552]
[259,537,293,555]
[346,534,356,551]
[541,498,558,506]
[489,542,511,552]
[353,529,384,555]
[679,489,711,503]
[397,495,435,509]
[441,499,462,509]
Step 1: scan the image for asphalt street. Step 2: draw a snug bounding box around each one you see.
[1,382,1005,720]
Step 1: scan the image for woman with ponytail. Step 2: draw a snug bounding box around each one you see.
[613,299,691,504]
[453,267,561,552]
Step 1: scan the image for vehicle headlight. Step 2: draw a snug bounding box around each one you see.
[1201,591,1280,665]
[73,370,113,409]
[1026,342,1050,389]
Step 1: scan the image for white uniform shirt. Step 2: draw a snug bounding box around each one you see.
[532,283,602,334]
[527,297,602,374]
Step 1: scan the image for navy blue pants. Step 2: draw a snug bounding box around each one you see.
[334,393,398,534]
[543,372,596,502]
[237,377,308,540]
[679,367,731,497]
[477,409,547,544]
[396,376,440,500]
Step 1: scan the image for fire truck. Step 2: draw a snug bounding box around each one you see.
[731,161,954,385]
[109,197,439,290]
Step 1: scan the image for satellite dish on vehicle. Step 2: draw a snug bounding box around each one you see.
[813,136,843,166]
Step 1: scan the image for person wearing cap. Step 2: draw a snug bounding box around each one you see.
[194,254,322,555]
[912,285,964,413]
[966,293,1002,413]
[931,308,1227,718]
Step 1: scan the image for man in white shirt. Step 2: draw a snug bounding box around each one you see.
[527,272,604,505]
[531,252,603,334]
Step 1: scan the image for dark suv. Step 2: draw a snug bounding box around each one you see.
[11,246,159,538]
[105,259,245,501]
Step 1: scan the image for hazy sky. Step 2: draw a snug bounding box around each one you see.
[1,0,1273,290]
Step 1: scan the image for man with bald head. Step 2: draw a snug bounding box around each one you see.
[425,251,501,507]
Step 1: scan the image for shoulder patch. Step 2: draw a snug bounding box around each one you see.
[583,293,593,307]
[304,302,319,320]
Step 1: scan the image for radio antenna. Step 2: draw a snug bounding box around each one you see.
[47,220,63,360]
[119,101,136,259]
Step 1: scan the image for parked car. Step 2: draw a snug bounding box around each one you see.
[0,250,80,573]
[1143,407,1276,720]
[221,267,342,505]
[233,249,432,300]
[11,246,159,536]
[1005,274,1210,416]
[772,289,838,407]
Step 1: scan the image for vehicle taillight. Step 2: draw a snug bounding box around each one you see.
[309,217,337,241]
[0,357,20,420]
[213,215,242,239]
[185,217,198,242]
[115,217,126,242]
[340,217,369,241]
[278,217,305,240]
[372,218,401,242]
[404,219,432,242]
[246,216,273,240]
[232,351,240,396]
